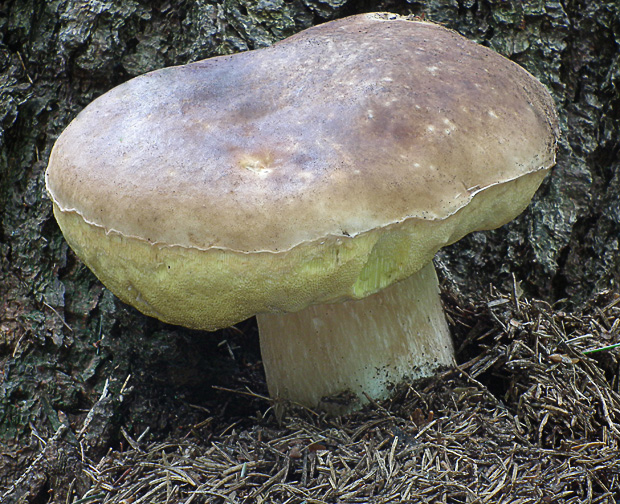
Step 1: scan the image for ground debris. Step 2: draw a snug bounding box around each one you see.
[63,290,620,502]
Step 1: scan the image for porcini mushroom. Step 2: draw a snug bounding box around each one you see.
[46,13,559,413]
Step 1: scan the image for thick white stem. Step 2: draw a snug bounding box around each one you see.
[257,261,453,414]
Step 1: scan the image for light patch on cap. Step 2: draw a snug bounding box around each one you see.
[298,171,315,182]
[442,118,457,135]
[239,153,274,175]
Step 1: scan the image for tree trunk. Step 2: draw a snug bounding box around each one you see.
[1,0,618,500]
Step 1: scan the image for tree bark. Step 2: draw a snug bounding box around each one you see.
[1,0,618,500]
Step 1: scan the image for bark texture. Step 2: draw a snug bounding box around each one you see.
[0,0,618,500]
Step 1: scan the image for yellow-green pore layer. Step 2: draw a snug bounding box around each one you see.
[52,169,547,331]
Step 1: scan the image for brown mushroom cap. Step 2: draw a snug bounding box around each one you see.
[46,13,559,330]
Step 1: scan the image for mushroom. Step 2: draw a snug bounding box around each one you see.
[45,13,559,413]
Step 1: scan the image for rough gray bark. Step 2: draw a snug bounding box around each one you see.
[0,0,618,500]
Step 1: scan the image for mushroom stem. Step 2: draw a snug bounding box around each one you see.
[257,261,453,414]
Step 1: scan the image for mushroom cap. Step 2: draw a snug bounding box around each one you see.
[46,13,559,330]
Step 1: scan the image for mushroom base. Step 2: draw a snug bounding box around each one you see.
[257,261,453,414]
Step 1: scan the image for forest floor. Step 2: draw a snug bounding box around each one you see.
[3,283,620,503]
